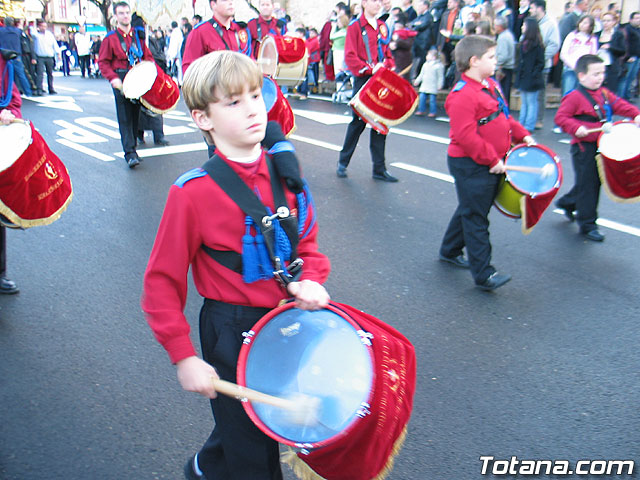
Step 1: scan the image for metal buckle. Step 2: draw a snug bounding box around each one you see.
[262,206,290,227]
[273,257,304,287]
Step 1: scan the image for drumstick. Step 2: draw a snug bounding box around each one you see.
[583,122,613,135]
[212,378,321,426]
[505,164,555,178]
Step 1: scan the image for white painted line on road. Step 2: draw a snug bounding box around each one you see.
[389,127,450,145]
[391,162,454,183]
[55,86,78,92]
[436,116,450,123]
[84,91,101,96]
[289,134,342,151]
[114,142,207,158]
[549,209,640,237]
[56,138,115,161]
[558,139,570,144]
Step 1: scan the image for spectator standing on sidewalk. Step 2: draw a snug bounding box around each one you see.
[75,25,93,78]
[0,17,33,96]
[495,16,515,104]
[33,19,60,95]
[619,12,640,99]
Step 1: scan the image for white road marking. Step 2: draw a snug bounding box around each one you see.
[292,109,352,125]
[30,95,83,112]
[56,138,115,161]
[389,127,450,145]
[54,86,78,92]
[54,120,108,143]
[84,91,101,96]
[114,142,207,158]
[289,134,342,151]
[391,162,454,183]
[75,117,121,139]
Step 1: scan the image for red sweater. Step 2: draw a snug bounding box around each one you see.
[445,74,529,167]
[97,27,153,82]
[182,17,250,73]
[0,56,22,118]
[344,15,395,77]
[142,150,331,364]
[554,86,640,144]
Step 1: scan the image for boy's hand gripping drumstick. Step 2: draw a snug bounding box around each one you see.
[582,122,613,135]
[212,378,321,426]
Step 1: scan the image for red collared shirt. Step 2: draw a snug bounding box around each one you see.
[445,74,529,167]
[247,16,285,59]
[344,15,395,77]
[182,17,250,73]
[97,27,153,82]
[141,149,331,364]
[555,86,640,144]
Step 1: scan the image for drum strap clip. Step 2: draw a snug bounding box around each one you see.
[273,257,304,287]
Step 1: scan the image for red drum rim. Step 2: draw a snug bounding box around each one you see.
[504,143,563,197]
[237,301,376,448]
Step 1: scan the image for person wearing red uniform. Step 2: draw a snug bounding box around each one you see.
[336,0,398,182]
[0,52,22,294]
[142,51,330,480]
[247,0,286,59]
[181,0,251,75]
[554,54,640,242]
[439,35,534,291]
[98,2,153,168]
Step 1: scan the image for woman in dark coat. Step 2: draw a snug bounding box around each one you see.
[597,12,627,93]
[516,17,545,132]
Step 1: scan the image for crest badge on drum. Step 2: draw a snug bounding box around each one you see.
[238,301,416,480]
[494,144,563,234]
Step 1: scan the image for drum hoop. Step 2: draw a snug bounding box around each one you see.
[237,301,376,449]
[504,143,563,196]
[122,61,157,99]
[257,35,279,78]
[597,120,640,161]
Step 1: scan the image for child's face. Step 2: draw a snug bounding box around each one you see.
[578,62,605,90]
[427,50,436,61]
[473,47,497,79]
[199,86,267,155]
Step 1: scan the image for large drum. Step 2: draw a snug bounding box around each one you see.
[262,76,295,137]
[596,120,640,202]
[0,120,72,228]
[349,66,418,135]
[122,61,180,114]
[238,301,416,480]
[494,144,563,234]
[257,35,309,87]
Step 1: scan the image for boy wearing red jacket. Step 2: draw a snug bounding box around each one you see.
[439,35,534,291]
[142,51,330,480]
[555,54,640,242]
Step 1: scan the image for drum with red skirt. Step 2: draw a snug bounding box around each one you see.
[0,120,72,228]
[349,66,418,135]
[596,120,640,202]
[258,35,309,88]
[262,76,295,137]
[494,143,563,234]
[122,61,180,114]
[237,301,416,480]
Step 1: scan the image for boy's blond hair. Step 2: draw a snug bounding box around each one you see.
[454,35,496,73]
[182,50,263,113]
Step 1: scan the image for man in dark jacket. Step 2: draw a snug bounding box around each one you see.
[619,12,640,99]
[410,0,435,80]
[0,17,32,95]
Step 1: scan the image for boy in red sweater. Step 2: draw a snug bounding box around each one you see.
[141,50,330,480]
[439,35,534,291]
[554,54,640,242]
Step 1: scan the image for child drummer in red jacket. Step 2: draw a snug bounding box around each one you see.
[554,54,640,242]
[141,51,330,480]
[439,35,534,291]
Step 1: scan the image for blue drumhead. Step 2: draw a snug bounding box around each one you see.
[506,146,559,195]
[244,307,374,444]
[262,76,277,113]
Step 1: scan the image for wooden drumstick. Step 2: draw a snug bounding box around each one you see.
[583,122,613,135]
[505,164,555,178]
[212,378,321,426]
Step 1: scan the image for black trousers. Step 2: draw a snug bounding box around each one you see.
[137,109,165,142]
[0,226,6,276]
[112,82,140,161]
[338,75,387,174]
[556,142,600,232]
[498,68,513,106]
[79,54,92,77]
[440,156,501,284]
[197,299,283,480]
[36,55,54,93]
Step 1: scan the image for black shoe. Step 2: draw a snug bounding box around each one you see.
[0,276,19,294]
[582,229,605,242]
[33,91,43,96]
[127,156,140,169]
[154,138,170,146]
[48,90,57,94]
[184,455,204,480]
[372,170,399,182]
[336,164,347,178]
[556,202,575,222]
[439,254,470,269]
[476,272,511,291]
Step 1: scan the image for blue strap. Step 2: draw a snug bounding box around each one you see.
[0,60,15,109]
[267,141,295,155]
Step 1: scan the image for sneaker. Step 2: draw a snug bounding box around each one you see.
[476,272,512,291]
[127,156,140,169]
[552,126,562,134]
[184,455,204,480]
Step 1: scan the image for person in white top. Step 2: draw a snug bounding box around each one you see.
[33,19,61,95]
[74,24,93,77]
[560,14,598,95]
[166,21,184,84]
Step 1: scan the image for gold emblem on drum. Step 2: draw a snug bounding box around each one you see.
[378,87,390,100]
[44,162,58,180]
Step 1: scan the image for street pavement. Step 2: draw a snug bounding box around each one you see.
[1,73,639,480]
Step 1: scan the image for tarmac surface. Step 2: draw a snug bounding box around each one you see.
[1,73,639,479]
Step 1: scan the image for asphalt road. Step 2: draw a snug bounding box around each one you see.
[1,73,638,480]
